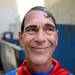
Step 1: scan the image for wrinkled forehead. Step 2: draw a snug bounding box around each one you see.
[24,10,55,25]
[25,10,47,19]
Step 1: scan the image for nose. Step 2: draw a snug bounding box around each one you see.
[34,29,46,44]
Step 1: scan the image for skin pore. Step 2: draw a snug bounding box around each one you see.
[19,10,58,73]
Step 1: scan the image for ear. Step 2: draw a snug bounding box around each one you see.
[56,31,58,47]
[18,32,22,39]
[18,32,23,48]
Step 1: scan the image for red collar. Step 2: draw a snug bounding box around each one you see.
[17,58,71,75]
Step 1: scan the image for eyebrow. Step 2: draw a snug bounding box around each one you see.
[25,25,37,30]
[45,23,56,29]
[25,23,56,31]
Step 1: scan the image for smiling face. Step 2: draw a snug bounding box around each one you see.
[19,10,58,65]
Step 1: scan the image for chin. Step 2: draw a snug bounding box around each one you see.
[30,55,50,65]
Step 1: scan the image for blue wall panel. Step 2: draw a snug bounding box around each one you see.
[53,24,75,74]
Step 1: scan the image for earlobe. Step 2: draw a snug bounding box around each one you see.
[56,33,58,46]
[18,32,22,40]
[56,38,58,47]
[55,31,58,47]
[18,32,23,48]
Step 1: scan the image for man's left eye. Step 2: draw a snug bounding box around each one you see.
[45,23,56,32]
[47,27,55,31]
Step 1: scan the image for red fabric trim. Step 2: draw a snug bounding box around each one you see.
[17,58,71,75]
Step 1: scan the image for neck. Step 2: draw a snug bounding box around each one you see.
[26,59,52,73]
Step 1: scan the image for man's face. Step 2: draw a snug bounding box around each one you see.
[19,10,58,65]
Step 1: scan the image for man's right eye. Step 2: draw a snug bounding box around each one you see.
[26,28,38,32]
[25,25,38,33]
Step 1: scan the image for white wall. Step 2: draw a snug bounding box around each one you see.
[16,0,44,21]
[0,0,18,34]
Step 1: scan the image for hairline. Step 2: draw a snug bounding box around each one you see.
[21,6,56,33]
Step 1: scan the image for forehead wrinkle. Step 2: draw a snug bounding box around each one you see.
[24,10,55,28]
[25,10,47,23]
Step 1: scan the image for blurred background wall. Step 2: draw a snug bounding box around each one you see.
[0,0,20,39]
[45,0,75,24]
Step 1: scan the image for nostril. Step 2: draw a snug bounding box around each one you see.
[34,36,45,44]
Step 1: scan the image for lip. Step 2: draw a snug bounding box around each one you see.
[31,46,49,49]
[30,46,49,53]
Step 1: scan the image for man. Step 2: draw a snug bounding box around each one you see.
[4,6,73,75]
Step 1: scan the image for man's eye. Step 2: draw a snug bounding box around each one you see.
[47,27,55,31]
[45,23,56,32]
[26,28,38,32]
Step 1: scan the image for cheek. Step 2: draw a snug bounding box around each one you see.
[22,37,29,48]
[52,34,58,48]
[52,35,57,42]
[22,35,34,49]
[47,34,58,45]
[21,37,29,55]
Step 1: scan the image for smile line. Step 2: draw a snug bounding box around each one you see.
[31,47,49,49]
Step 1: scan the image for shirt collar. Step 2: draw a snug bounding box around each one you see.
[32,64,54,75]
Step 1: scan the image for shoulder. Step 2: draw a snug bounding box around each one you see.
[68,74,74,75]
[3,70,17,75]
[52,58,73,75]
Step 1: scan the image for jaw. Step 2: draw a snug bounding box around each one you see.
[26,49,53,65]
[26,55,52,73]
